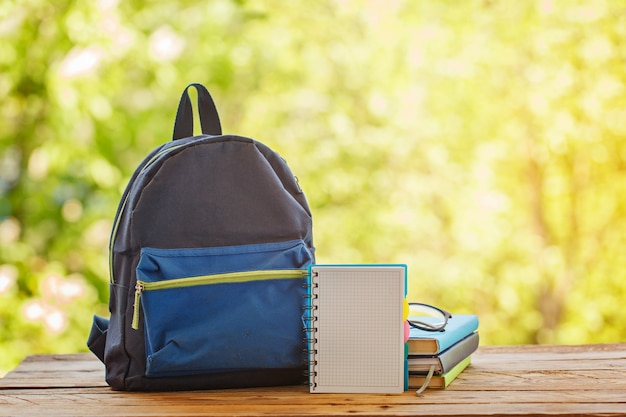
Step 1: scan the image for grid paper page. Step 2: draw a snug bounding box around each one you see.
[310,265,405,393]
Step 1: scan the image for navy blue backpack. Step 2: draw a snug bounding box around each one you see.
[87,83,315,391]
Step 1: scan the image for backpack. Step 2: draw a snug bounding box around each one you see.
[87,83,315,391]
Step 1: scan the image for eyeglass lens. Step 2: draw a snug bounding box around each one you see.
[408,304,447,330]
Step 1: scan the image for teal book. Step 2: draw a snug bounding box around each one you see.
[408,331,479,374]
[408,314,479,355]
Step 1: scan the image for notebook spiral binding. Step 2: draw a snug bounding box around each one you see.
[302,275,320,390]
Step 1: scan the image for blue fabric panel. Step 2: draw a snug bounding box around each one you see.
[137,239,312,282]
[135,239,312,377]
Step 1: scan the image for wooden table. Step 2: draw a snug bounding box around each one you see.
[1,344,624,416]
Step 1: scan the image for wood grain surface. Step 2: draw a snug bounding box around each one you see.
[1,344,625,416]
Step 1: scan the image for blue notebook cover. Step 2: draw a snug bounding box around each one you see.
[408,314,479,355]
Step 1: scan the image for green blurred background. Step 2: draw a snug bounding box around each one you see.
[1,0,625,376]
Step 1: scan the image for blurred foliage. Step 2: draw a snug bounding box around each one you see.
[2,0,626,376]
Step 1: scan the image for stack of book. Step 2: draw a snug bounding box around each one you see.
[407,314,479,391]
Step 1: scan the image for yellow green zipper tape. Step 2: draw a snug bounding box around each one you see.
[131,269,308,330]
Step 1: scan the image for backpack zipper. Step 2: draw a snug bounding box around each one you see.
[131,269,309,330]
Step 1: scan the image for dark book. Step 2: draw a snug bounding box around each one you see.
[408,332,479,374]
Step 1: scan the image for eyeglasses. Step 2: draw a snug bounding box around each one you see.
[407,303,452,332]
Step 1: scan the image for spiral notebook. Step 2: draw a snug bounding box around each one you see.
[307,265,407,394]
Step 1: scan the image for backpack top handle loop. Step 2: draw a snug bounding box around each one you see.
[172,83,222,140]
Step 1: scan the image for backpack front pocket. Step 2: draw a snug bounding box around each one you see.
[133,239,312,377]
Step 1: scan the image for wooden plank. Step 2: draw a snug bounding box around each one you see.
[0,354,103,377]
[0,354,107,389]
[450,369,626,391]
[473,349,626,363]
[0,392,626,416]
[1,390,624,416]
[2,405,625,417]
[473,352,626,365]
[474,343,626,354]
[13,354,625,390]
[471,358,626,372]
[1,387,625,404]
[4,351,625,391]
[1,345,625,416]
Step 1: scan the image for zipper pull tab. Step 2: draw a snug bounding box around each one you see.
[131,281,144,330]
